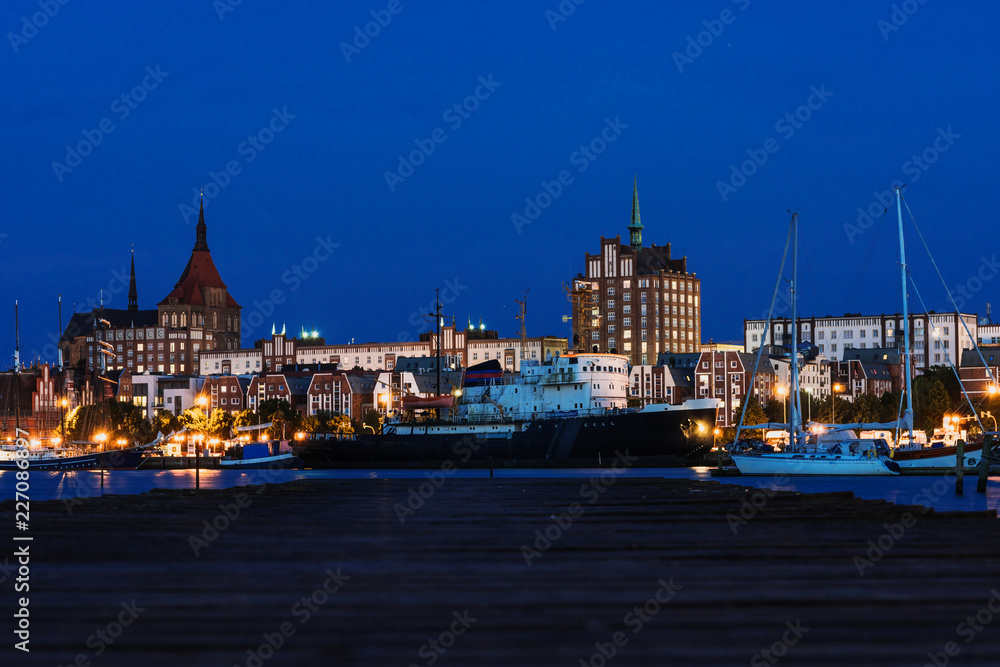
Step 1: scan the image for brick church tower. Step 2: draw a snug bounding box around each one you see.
[158,199,242,353]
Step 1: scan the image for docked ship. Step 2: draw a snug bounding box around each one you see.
[0,440,153,471]
[292,353,720,467]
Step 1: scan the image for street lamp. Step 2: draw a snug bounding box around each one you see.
[95,432,107,490]
[832,383,843,423]
[983,411,998,432]
[195,394,208,490]
[776,385,788,423]
[60,397,68,444]
[804,388,812,423]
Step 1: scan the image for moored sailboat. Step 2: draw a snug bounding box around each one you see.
[727,212,900,475]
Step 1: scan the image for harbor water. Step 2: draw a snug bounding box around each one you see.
[3,466,1000,514]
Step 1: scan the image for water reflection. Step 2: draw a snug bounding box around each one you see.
[2,467,998,515]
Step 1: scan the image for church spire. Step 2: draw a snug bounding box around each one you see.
[194,195,210,252]
[627,174,643,253]
[127,248,138,314]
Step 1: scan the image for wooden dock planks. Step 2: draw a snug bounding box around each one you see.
[5,477,1000,666]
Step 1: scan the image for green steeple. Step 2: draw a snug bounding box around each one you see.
[627,175,643,252]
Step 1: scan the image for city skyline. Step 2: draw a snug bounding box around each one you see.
[3,2,998,364]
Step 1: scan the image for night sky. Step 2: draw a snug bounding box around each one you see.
[3,1,997,364]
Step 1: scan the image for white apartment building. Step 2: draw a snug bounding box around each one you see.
[200,348,263,376]
[766,356,831,399]
[745,312,978,373]
[979,323,1000,346]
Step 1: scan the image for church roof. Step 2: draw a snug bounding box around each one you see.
[159,200,241,308]
[62,308,158,341]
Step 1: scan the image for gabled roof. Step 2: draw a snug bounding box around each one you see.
[159,200,241,308]
[656,352,701,368]
[960,346,1000,368]
[345,374,377,394]
[62,308,158,341]
[842,347,901,365]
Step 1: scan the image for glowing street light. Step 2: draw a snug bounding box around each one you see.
[832,383,844,423]
[776,385,788,423]
[60,397,68,444]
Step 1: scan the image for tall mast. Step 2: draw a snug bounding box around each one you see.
[516,289,528,363]
[435,287,441,398]
[14,301,21,434]
[896,187,914,441]
[789,213,801,447]
[57,295,64,370]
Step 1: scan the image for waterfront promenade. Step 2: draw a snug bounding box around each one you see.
[6,477,1000,665]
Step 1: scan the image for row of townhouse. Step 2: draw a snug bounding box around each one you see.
[199,328,567,376]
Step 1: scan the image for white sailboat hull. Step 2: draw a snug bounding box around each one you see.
[731,453,899,476]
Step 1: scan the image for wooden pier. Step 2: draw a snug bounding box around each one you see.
[7,477,1000,665]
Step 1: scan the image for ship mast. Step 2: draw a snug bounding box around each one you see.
[14,301,21,437]
[896,187,915,443]
[788,213,801,449]
[435,287,441,398]
[516,289,528,363]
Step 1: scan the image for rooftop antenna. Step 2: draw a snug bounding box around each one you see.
[515,289,528,362]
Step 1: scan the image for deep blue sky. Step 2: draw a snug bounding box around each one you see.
[3,1,997,364]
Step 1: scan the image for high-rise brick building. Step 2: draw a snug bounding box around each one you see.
[570,179,702,365]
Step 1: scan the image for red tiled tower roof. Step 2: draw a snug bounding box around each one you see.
[159,200,241,308]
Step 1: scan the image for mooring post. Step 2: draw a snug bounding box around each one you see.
[955,439,965,495]
[977,434,995,494]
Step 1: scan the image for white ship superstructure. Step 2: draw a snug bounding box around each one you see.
[459,352,630,422]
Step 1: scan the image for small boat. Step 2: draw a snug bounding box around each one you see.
[220,441,302,469]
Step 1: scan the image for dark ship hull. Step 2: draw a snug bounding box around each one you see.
[0,445,152,471]
[292,404,718,468]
